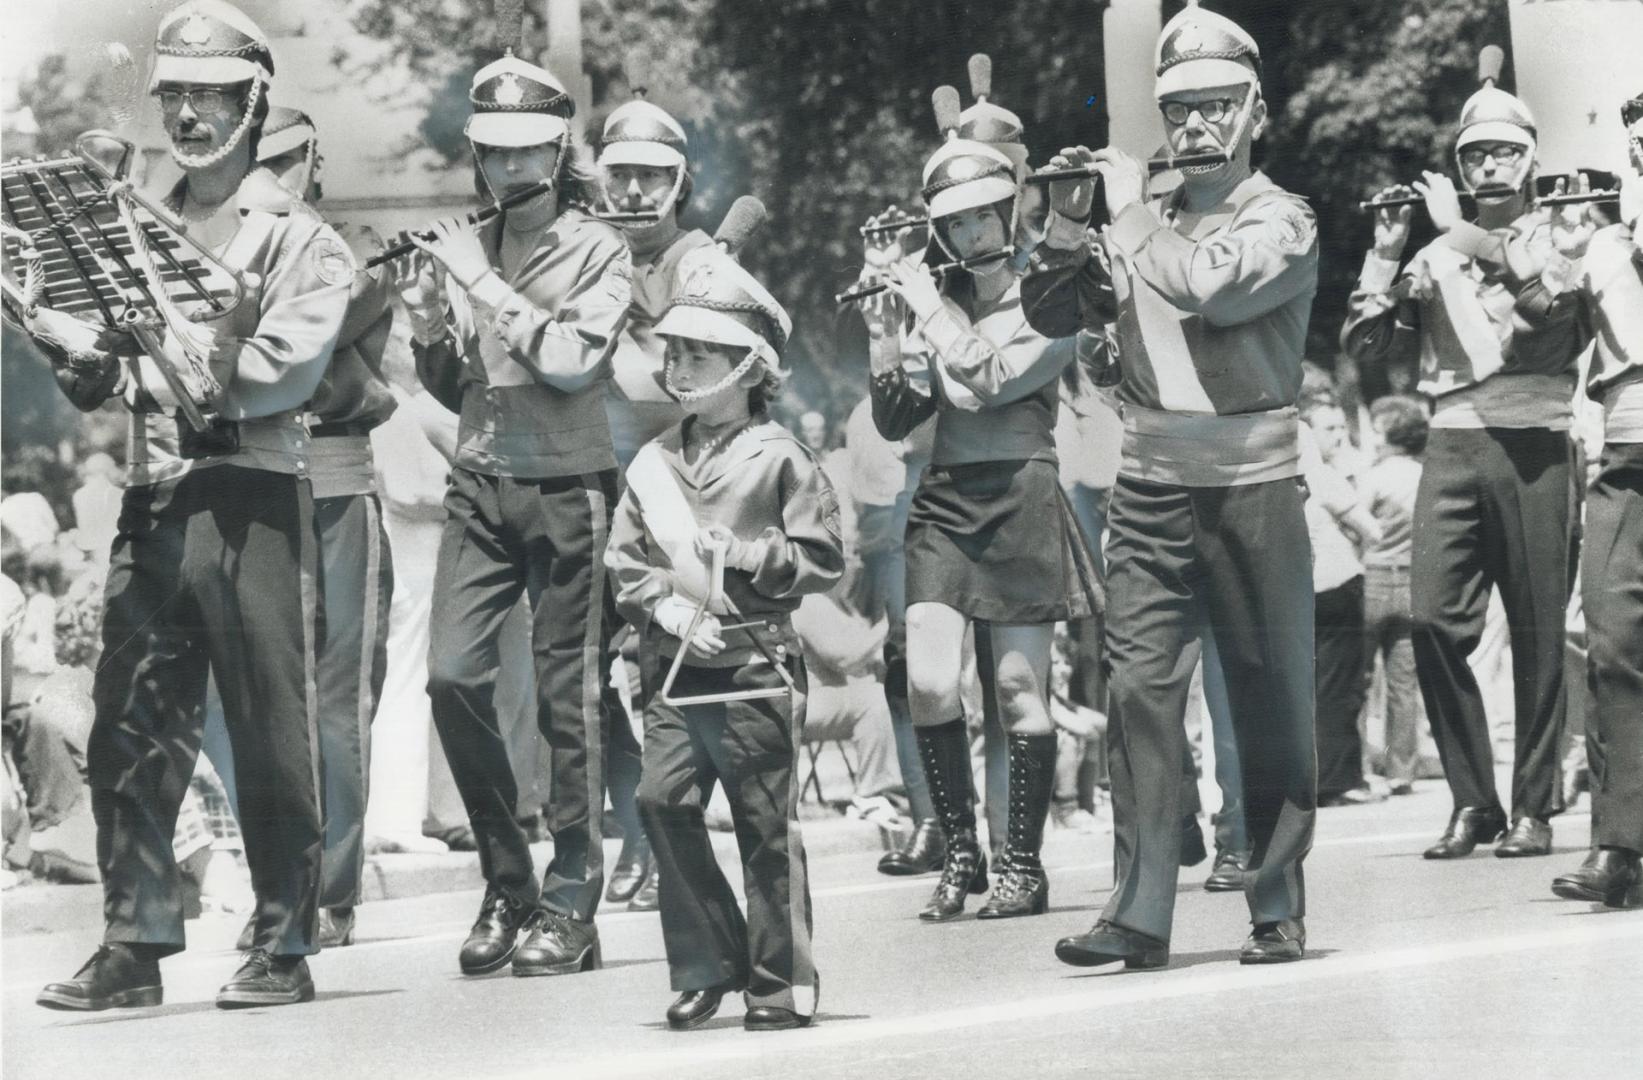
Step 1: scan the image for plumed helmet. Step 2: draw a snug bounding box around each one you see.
[599,98,687,170]
[148,0,273,90]
[466,0,574,148]
[257,105,316,162]
[656,249,791,374]
[1456,46,1537,154]
[922,86,1018,220]
[1154,2,1260,98]
[959,54,1028,179]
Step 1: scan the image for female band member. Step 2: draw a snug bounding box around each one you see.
[858,114,1098,923]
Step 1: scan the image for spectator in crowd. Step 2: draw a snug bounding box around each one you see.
[1361,395,1431,795]
[1300,400,1384,807]
[70,453,123,561]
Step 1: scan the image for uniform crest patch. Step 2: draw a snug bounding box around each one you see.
[1271,203,1316,256]
[310,236,355,287]
[819,482,843,542]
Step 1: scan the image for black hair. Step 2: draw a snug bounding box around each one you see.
[1370,394,1429,456]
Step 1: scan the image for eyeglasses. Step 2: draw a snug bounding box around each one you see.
[153,88,231,115]
[1458,144,1526,168]
[1160,99,1237,126]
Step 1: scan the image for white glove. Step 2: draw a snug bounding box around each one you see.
[652,595,726,659]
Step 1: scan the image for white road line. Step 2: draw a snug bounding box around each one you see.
[528,917,1643,1080]
[0,817,1589,992]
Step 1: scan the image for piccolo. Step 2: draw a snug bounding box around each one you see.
[1024,149,1232,185]
[1357,184,1618,212]
[593,209,665,224]
[859,216,929,238]
[365,180,554,269]
[835,247,1014,306]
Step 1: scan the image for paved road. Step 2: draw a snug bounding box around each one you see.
[4,783,1640,1080]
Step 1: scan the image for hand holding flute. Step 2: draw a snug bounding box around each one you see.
[366,179,553,270]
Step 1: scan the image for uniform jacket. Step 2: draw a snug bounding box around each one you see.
[1023,170,1317,419]
[414,207,631,479]
[49,167,351,486]
[870,276,1077,467]
[606,419,846,668]
[606,228,714,453]
[1340,208,1589,429]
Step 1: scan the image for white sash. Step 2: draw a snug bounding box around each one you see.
[625,441,733,614]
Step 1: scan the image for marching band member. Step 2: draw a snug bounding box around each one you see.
[594,86,714,908]
[861,94,1094,924]
[605,248,843,1031]
[393,15,633,977]
[1549,91,1643,908]
[1023,2,1320,967]
[27,0,350,1009]
[1341,47,1591,862]
[253,106,398,948]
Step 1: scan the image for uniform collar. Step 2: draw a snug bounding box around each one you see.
[666,416,779,489]
[1161,167,1278,222]
[165,166,297,216]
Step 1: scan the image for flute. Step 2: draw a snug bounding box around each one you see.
[593,209,665,225]
[859,216,930,238]
[835,247,1014,306]
[1023,149,1232,185]
[1357,184,1617,212]
[365,180,554,269]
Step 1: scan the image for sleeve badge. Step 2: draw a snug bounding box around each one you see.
[310,235,356,287]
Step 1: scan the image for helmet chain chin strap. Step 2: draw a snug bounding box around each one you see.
[601,166,685,230]
[665,345,765,404]
[170,77,262,171]
[473,132,567,207]
[1183,83,1257,177]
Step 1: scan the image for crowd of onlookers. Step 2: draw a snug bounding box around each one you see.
[1,354,1597,902]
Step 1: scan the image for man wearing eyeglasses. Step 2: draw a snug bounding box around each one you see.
[1022,5,1319,970]
[1342,51,1592,863]
[25,0,351,1013]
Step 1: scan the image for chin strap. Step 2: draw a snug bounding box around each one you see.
[664,345,767,404]
[171,77,262,171]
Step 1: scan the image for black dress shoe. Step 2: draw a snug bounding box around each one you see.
[1204,849,1249,893]
[877,819,945,876]
[1180,815,1208,868]
[745,1005,811,1031]
[216,949,315,1008]
[512,910,602,976]
[1240,918,1305,964]
[605,838,652,903]
[1422,806,1508,859]
[918,840,987,922]
[318,907,355,948]
[627,865,661,912]
[37,944,163,1011]
[459,887,532,975]
[1495,816,1552,858]
[667,987,733,1030]
[1551,847,1642,907]
[1054,920,1169,970]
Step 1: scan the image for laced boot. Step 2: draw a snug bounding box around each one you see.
[978,733,1055,919]
[915,719,988,922]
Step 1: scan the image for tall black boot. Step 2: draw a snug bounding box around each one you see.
[915,719,988,922]
[978,733,1055,919]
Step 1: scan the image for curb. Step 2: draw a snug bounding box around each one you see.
[2,816,896,939]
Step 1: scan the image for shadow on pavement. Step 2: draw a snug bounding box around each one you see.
[52,988,403,1026]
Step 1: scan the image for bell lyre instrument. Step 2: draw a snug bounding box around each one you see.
[2,131,248,432]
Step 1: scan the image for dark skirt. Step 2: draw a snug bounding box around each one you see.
[904,458,1102,624]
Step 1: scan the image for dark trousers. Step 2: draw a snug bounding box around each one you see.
[89,466,322,956]
[1411,428,1576,821]
[1584,442,1643,852]
[1364,564,1422,785]
[1102,476,1315,942]
[1316,576,1368,798]
[427,467,621,919]
[635,653,817,1016]
[314,492,393,907]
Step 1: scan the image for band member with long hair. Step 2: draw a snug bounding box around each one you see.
[242,106,398,949]
[26,0,350,1010]
[1549,92,1643,908]
[1342,47,1591,863]
[392,15,633,977]
[860,95,1095,924]
[607,248,842,1031]
[1024,3,1320,968]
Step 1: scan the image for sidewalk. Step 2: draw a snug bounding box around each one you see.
[1,814,899,939]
